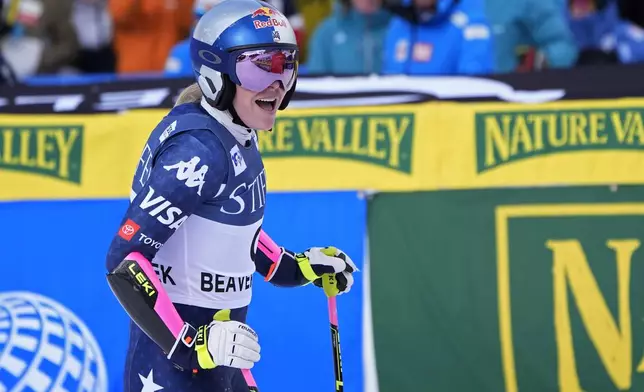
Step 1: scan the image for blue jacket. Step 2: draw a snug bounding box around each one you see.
[566,0,644,64]
[382,0,494,75]
[165,39,191,76]
[568,1,620,51]
[485,0,577,73]
[616,22,644,63]
[305,5,391,75]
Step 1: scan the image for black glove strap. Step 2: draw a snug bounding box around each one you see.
[166,323,199,371]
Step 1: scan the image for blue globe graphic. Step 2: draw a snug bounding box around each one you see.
[0,292,108,392]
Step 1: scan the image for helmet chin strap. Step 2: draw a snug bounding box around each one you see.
[226,105,254,148]
[200,97,254,147]
[228,104,251,131]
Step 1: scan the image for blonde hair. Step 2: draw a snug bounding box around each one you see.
[175,83,204,106]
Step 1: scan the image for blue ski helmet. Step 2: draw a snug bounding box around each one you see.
[190,0,298,112]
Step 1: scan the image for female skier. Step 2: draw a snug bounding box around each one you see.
[104,1,358,391]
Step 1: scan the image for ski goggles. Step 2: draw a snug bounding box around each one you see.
[233,48,297,93]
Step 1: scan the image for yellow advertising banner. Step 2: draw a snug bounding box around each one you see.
[258,103,431,192]
[0,110,160,201]
[429,98,644,190]
[1,98,644,201]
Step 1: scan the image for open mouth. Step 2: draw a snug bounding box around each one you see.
[255,98,277,112]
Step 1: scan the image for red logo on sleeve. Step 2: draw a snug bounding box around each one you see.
[118,219,140,241]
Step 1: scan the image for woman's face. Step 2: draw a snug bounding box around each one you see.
[232,81,286,130]
[351,0,382,14]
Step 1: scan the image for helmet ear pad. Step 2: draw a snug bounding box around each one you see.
[279,78,296,111]
[214,74,236,111]
[197,66,236,111]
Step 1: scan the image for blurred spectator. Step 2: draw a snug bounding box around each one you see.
[1,0,79,78]
[165,0,222,76]
[613,7,644,63]
[295,0,334,60]
[618,0,644,28]
[485,0,578,73]
[615,26,644,64]
[269,0,306,45]
[71,0,115,73]
[0,0,10,36]
[568,0,620,65]
[566,0,644,65]
[165,0,304,76]
[0,51,16,85]
[382,0,494,75]
[0,1,12,85]
[110,0,193,73]
[306,0,391,75]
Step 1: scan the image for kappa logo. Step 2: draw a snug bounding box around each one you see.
[230,145,247,176]
[164,156,209,196]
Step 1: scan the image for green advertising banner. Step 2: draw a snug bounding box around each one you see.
[368,186,644,392]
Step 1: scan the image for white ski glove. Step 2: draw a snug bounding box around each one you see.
[296,246,359,297]
[195,309,261,370]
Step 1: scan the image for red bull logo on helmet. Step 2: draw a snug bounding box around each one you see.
[251,6,286,29]
[251,7,274,18]
[253,18,287,29]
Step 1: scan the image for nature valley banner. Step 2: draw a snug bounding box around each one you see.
[427,98,644,189]
[368,186,644,392]
[3,97,644,201]
[0,104,433,201]
[0,126,83,184]
[258,104,431,191]
[0,110,163,201]
[262,98,644,191]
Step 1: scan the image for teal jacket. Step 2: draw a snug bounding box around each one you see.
[485,0,578,73]
[305,6,391,75]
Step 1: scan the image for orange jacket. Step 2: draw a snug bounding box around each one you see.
[109,0,193,73]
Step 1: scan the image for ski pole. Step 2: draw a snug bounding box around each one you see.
[328,296,344,392]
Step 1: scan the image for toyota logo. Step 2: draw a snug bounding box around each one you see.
[121,224,135,236]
